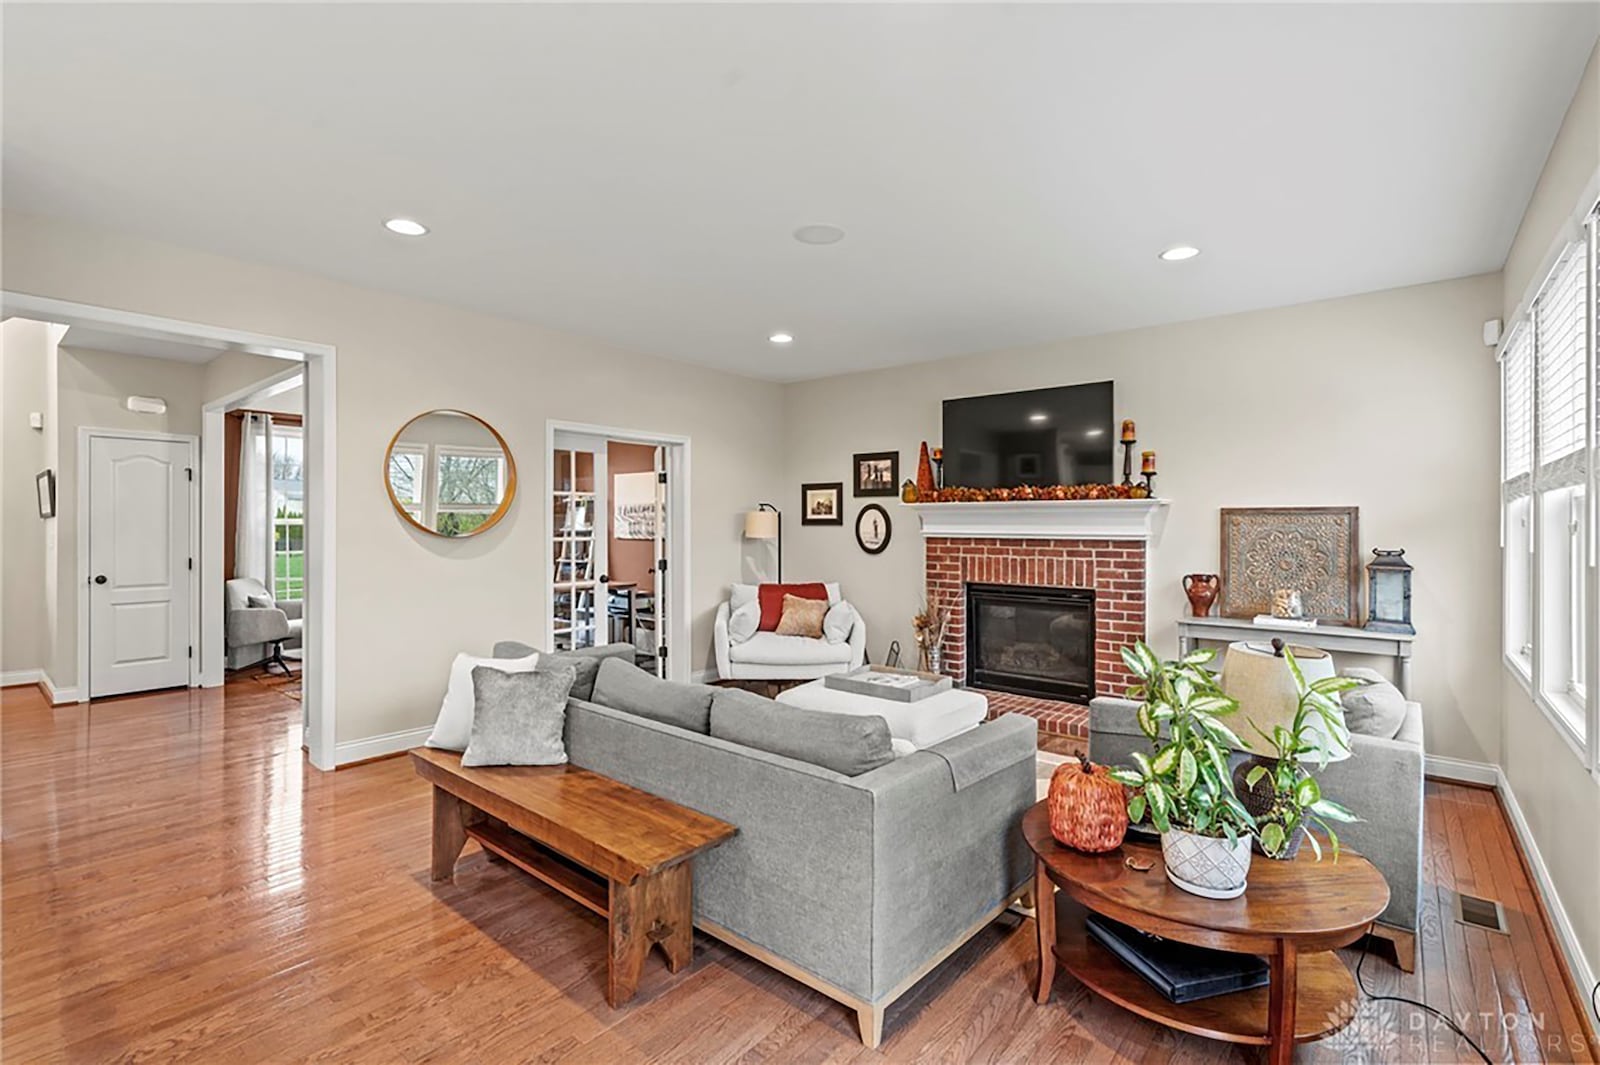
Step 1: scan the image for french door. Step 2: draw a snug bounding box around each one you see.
[550,434,608,651]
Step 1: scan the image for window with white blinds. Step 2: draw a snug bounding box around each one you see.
[1502,326,1534,486]
[1536,247,1588,475]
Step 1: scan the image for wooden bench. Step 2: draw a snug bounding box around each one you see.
[411,748,737,1007]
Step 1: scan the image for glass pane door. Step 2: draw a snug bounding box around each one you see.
[551,439,607,651]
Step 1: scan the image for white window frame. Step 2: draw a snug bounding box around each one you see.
[1500,205,1598,772]
[433,444,507,536]
[270,423,305,602]
[387,442,428,525]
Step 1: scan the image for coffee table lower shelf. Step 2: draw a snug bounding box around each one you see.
[1054,901,1359,1046]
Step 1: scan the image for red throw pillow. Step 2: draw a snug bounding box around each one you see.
[758,582,828,632]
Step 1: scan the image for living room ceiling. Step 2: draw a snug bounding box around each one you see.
[4,4,1595,382]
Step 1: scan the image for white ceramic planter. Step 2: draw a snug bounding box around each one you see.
[1161,829,1253,899]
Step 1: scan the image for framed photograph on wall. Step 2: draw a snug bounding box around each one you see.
[801,482,844,525]
[36,470,55,519]
[853,451,899,497]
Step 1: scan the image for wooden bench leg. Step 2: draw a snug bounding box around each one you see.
[430,786,470,882]
[606,862,695,1007]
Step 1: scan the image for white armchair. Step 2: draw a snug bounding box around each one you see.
[714,582,867,681]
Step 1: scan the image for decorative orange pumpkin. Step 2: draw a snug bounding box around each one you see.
[1047,756,1129,853]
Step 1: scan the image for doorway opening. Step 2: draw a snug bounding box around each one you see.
[546,423,689,681]
[2,292,340,770]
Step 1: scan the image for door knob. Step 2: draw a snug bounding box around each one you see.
[93,575,108,585]
[598,573,610,583]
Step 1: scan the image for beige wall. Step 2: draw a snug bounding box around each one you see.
[782,274,1505,765]
[0,319,59,676]
[1,210,785,745]
[1497,41,1600,984]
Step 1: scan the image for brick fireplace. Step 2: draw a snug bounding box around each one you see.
[915,500,1164,744]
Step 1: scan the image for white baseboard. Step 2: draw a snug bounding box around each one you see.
[334,726,431,766]
[1492,764,1599,1029]
[1424,754,1500,787]
[1,669,42,688]
[5,670,84,704]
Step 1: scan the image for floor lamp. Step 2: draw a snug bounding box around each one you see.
[744,503,782,582]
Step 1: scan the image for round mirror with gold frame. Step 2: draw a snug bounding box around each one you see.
[385,410,517,538]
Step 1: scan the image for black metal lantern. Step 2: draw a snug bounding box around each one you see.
[1365,548,1414,634]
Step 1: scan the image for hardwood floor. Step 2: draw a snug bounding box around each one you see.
[3,678,1594,1063]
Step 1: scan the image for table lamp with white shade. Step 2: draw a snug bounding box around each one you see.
[1219,639,1350,762]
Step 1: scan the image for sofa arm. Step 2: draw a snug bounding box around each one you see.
[279,599,304,621]
[847,611,868,669]
[1318,730,1424,932]
[713,601,733,680]
[227,607,290,648]
[851,715,1038,999]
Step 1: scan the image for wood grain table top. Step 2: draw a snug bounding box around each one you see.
[411,747,736,882]
[1022,801,1389,943]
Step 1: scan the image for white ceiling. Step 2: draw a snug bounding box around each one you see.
[4,4,1595,382]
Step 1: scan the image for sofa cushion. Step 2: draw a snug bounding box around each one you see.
[709,688,893,776]
[822,600,856,644]
[462,665,575,767]
[727,598,761,644]
[426,650,540,751]
[490,641,633,702]
[776,594,828,638]
[590,656,715,733]
[1341,667,1408,739]
[728,632,855,667]
[758,583,829,631]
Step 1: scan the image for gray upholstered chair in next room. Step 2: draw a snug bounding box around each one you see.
[225,577,302,673]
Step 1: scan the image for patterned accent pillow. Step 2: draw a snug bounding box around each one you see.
[775,593,828,639]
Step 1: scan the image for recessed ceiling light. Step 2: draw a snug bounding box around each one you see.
[769,332,794,345]
[1029,412,1049,423]
[384,218,428,237]
[1159,245,1200,262]
[793,224,845,246]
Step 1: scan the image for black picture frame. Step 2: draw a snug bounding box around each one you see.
[800,482,844,525]
[852,450,899,497]
[855,503,892,554]
[35,470,56,519]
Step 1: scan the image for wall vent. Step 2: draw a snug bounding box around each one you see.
[1455,892,1509,935]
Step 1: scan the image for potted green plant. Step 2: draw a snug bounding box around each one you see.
[1108,643,1257,899]
[1237,647,1361,860]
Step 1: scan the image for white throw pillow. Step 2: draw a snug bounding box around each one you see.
[823,600,857,644]
[823,582,842,605]
[729,583,759,610]
[425,650,539,751]
[727,598,761,644]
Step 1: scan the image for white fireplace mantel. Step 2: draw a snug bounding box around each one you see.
[904,498,1171,542]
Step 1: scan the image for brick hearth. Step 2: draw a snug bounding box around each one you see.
[924,536,1147,745]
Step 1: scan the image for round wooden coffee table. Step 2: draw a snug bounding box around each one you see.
[1023,802,1388,1065]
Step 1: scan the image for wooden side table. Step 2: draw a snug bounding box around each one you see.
[1023,803,1388,1065]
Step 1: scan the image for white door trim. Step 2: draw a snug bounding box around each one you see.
[79,428,200,698]
[544,420,692,683]
[5,291,340,772]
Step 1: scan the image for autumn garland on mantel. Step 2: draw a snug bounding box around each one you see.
[914,483,1153,503]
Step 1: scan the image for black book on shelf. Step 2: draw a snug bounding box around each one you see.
[1085,911,1270,1004]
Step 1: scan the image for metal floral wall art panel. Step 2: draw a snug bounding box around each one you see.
[1219,506,1361,624]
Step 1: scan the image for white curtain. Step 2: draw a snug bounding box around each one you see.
[236,413,272,586]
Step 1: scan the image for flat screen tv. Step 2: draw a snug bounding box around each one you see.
[942,382,1114,489]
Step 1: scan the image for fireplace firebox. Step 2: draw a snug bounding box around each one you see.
[965,583,1095,703]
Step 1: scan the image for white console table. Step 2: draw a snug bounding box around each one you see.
[1176,616,1416,697]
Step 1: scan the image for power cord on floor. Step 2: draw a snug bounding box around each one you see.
[1355,934,1492,1064]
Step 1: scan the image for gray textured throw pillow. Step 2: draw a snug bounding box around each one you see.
[491,641,633,702]
[709,687,894,776]
[1339,667,1408,740]
[590,656,716,733]
[462,665,576,767]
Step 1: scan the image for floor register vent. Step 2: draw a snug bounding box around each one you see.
[1455,892,1509,935]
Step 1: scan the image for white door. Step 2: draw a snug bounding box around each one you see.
[549,433,609,651]
[89,434,193,698]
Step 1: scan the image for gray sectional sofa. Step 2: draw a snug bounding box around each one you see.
[495,641,1038,1047]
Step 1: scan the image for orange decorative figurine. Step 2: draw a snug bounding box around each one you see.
[1047,756,1129,853]
[916,442,936,498]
